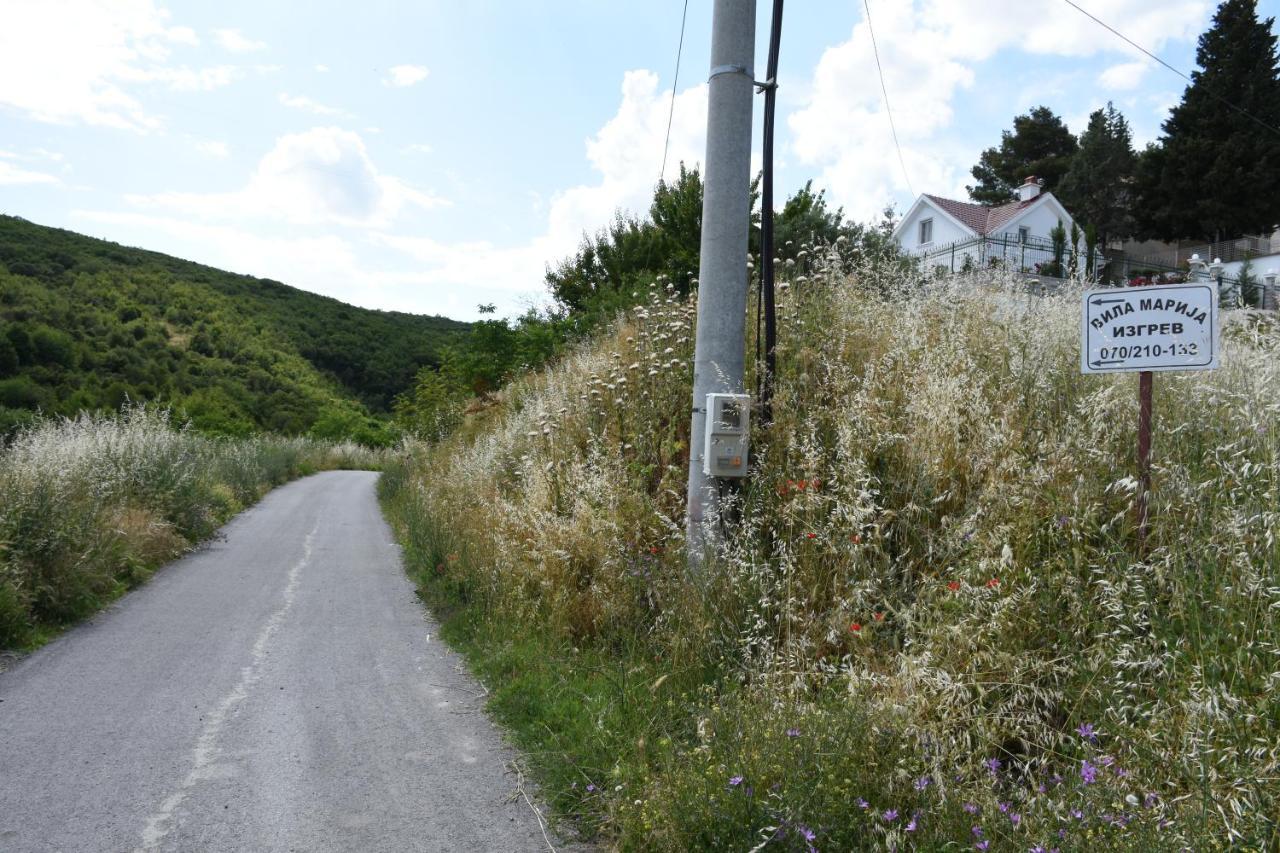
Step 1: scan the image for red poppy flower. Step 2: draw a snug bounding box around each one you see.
[986,577,999,588]
[849,622,862,632]
[806,532,817,539]
[872,611,885,621]
[947,581,961,592]
[851,534,862,544]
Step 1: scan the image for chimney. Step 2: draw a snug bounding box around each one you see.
[1017,176,1042,203]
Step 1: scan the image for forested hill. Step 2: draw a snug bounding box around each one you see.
[0,215,468,439]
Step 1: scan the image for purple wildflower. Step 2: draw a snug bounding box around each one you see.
[906,817,917,832]
[586,784,596,793]
[972,825,984,837]
[1032,847,1048,853]
[786,728,801,738]
[963,802,979,814]
[1080,760,1098,785]
[1076,722,1097,742]
[1144,792,1159,809]
[728,775,743,787]
[1056,515,1070,528]
[1071,808,1084,821]
[1098,755,1115,767]
[914,776,931,791]
[975,841,990,851]
[882,809,899,822]
[856,797,869,809]
[1010,813,1022,828]
[985,757,1002,774]
[999,801,1011,813]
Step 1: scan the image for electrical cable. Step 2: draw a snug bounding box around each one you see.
[1060,0,1280,140]
[863,0,915,196]
[660,0,692,183]
[758,0,784,426]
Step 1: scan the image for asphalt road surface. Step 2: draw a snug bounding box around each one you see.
[0,471,562,852]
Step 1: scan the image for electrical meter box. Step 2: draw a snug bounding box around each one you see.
[703,393,750,478]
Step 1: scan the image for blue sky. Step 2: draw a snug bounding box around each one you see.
[2,0,1274,320]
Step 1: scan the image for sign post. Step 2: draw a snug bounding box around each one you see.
[1081,281,1219,555]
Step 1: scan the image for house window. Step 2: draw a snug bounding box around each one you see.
[919,218,933,245]
[1018,226,1029,243]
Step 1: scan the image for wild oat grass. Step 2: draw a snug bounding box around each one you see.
[384,251,1279,850]
[0,406,385,648]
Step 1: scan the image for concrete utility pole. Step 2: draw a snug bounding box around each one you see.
[686,0,756,565]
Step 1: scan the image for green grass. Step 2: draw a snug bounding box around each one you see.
[380,257,1280,850]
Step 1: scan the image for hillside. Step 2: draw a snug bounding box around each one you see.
[382,256,1280,848]
[0,216,467,438]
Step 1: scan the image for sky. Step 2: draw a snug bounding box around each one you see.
[2,0,1275,321]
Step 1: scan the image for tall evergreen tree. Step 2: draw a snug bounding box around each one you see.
[1135,0,1280,241]
[967,106,1079,205]
[1057,103,1137,245]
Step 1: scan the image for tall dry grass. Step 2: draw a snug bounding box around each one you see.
[0,406,383,647]
[385,251,1280,850]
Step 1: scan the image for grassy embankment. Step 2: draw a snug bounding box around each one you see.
[0,406,385,650]
[381,250,1279,851]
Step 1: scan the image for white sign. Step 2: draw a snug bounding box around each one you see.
[1081,283,1219,374]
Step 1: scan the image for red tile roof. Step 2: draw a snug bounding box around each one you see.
[923,193,1047,236]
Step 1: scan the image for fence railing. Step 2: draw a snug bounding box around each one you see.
[914,235,1273,308]
[914,234,1106,278]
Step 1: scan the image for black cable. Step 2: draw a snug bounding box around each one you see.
[660,0,692,183]
[1061,0,1280,140]
[759,0,784,426]
[863,0,914,196]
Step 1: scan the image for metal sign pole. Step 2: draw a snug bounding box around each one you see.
[1136,368,1153,556]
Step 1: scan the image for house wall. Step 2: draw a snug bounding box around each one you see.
[1219,252,1280,281]
[991,199,1076,244]
[897,204,971,252]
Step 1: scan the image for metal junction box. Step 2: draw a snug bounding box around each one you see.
[703,393,750,478]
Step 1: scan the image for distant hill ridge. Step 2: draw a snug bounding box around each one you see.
[0,215,468,440]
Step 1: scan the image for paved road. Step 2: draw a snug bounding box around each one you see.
[0,471,560,852]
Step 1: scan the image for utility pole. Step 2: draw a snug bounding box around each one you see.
[686,0,756,566]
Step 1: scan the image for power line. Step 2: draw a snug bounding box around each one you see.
[1060,0,1280,140]
[660,0,691,183]
[863,0,914,196]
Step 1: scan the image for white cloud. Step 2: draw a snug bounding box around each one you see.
[0,160,61,186]
[376,69,710,305]
[403,143,434,155]
[314,64,330,73]
[384,64,430,87]
[786,0,1214,219]
[213,28,265,53]
[1099,60,1151,91]
[0,1,262,131]
[122,64,242,92]
[128,126,447,227]
[278,92,349,117]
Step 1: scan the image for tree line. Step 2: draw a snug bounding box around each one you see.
[966,0,1279,247]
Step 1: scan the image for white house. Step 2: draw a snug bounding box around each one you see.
[894,177,1099,276]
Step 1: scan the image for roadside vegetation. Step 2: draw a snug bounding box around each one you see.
[0,406,384,649]
[382,244,1280,850]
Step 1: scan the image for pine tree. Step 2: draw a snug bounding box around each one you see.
[967,107,1079,205]
[1135,0,1280,240]
[1057,103,1137,245]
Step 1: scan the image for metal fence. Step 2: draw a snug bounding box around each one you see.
[914,234,1274,308]
[914,234,1106,278]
